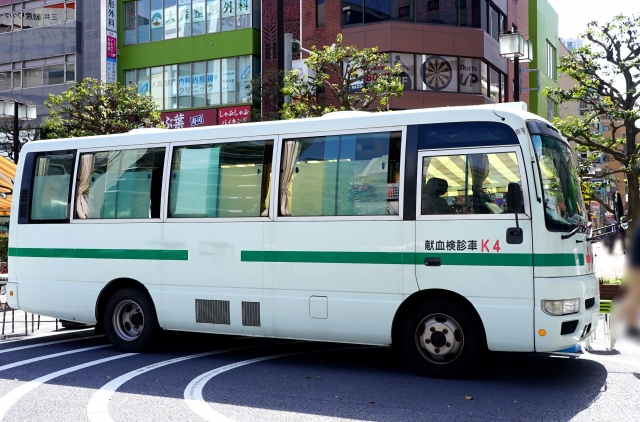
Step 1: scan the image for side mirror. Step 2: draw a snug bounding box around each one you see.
[506,182,522,214]
[506,182,523,244]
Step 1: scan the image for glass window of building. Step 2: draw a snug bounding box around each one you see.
[22,7,44,29]
[0,6,11,33]
[43,3,65,26]
[480,61,488,97]
[138,68,151,96]
[23,67,43,88]
[546,41,556,79]
[220,0,234,31]
[178,0,192,37]
[364,0,391,23]
[207,59,221,105]
[12,71,21,88]
[460,0,481,27]
[342,0,364,25]
[489,67,499,102]
[207,0,220,32]
[66,1,75,21]
[489,5,499,40]
[459,57,481,94]
[417,0,458,25]
[138,0,151,43]
[192,0,206,34]
[192,61,207,106]
[418,55,458,92]
[393,0,413,20]
[44,64,65,85]
[221,57,236,104]
[125,1,137,44]
[165,0,178,39]
[151,66,164,109]
[237,0,250,28]
[0,71,11,91]
[165,64,178,109]
[178,63,191,108]
[316,0,324,27]
[151,0,163,41]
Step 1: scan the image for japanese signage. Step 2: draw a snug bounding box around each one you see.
[221,0,235,18]
[425,239,502,253]
[161,109,218,129]
[105,0,117,83]
[218,105,251,125]
[193,1,206,22]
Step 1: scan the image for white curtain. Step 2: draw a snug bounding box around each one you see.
[279,141,301,216]
[35,157,50,176]
[75,154,94,219]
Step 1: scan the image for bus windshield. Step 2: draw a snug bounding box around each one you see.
[532,134,586,231]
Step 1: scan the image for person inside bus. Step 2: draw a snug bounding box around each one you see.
[422,177,451,214]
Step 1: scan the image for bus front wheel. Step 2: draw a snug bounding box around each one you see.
[104,288,158,352]
[402,297,485,378]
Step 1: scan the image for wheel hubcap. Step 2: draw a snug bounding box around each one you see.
[415,314,463,364]
[112,300,144,341]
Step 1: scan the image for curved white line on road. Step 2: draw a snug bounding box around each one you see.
[87,348,242,422]
[0,345,110,371]
[0,335,103,355]
[184,353,295,422]
[0,353,135,421]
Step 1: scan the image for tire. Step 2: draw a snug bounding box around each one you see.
[103,288,159,352]
[401,296,486,378]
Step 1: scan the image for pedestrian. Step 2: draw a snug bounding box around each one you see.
[621,223,640,337]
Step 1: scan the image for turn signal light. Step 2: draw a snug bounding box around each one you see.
[539,329,546,336]
[9,291,13,296]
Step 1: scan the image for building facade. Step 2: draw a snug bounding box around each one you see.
[528,0,558,121]
[300,0,533,110]
[0,0,104,123]
[117,0,261,128]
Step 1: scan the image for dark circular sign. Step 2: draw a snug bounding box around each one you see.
[421,56,453,90]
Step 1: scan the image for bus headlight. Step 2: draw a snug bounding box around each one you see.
[541,299,580,316]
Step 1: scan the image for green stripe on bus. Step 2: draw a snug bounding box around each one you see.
[8,248,188,261]
[241,251,584,267]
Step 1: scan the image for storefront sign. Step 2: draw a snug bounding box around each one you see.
[104,0,117,83]
[161,108,218,129]
[218,105,251,125]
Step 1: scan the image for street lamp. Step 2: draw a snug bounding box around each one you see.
[0,100,37,164]
[499,32,533,102]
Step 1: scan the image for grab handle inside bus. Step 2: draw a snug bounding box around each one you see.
[506,182,523,244]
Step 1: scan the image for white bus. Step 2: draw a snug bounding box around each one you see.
[6,103,599,377]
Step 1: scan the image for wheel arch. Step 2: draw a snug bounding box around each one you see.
[391,289,487,347]
[95,278,158,325]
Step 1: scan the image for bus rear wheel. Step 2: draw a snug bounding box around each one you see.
[104,288,158,352]
[402,297,485,378]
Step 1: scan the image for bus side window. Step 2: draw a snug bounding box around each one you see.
[168,140,273,218]
[29,151,76,222]
[75,148,165,219]
[421,152,524,215]
[278,131,402,217]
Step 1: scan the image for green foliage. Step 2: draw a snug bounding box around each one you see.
[281,34,405,119]
[543,14,640,221]
[600,276,623,285]
[41,78,164,139]
[0,234,7,262]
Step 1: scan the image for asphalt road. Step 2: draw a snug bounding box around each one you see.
[0,318,639,422]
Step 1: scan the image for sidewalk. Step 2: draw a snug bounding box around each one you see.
[0,304,66,340]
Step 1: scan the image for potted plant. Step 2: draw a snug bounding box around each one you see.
[599,276,622,300]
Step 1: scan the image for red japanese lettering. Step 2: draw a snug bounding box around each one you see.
[481,239,489,252]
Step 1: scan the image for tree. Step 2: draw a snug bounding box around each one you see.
[41,78,163,139]
[544,14,640,223]
[281,34,404,119]
[0,118,41,162]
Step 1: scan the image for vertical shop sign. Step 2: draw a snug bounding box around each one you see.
[105,0,118,83]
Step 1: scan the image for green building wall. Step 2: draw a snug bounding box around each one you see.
[116,0,261,83]
[528,0,559,120]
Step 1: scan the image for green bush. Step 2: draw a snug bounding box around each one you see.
[600,276,623,285]
[0,234,7,262]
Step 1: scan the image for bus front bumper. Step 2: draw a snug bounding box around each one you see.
[5,282,18,309]
[534,274,599,353]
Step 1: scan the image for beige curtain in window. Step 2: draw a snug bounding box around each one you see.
[279,140,301,216]
[75,154,94,219]
[35,157,50,176]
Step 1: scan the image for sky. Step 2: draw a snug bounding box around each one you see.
[548,0,640,39]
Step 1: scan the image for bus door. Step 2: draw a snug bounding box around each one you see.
[415,146,535,352]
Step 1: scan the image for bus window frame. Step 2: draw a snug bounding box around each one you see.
[416,145,532,221]
[23,149,77,225]
[271,125,407,222]
[163,134,278,222]
[70,143,170,224]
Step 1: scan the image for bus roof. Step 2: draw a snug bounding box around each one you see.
[22,103,542,154]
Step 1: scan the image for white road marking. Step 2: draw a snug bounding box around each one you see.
[0,345,110,371]
[0,335,103,355]
[184,353,296,422]
[0,353,135,420]
[87,348,244,422]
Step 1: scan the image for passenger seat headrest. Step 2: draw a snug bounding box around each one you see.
[425,178,448,196]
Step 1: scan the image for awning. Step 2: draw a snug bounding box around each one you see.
[0,156,16,216]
